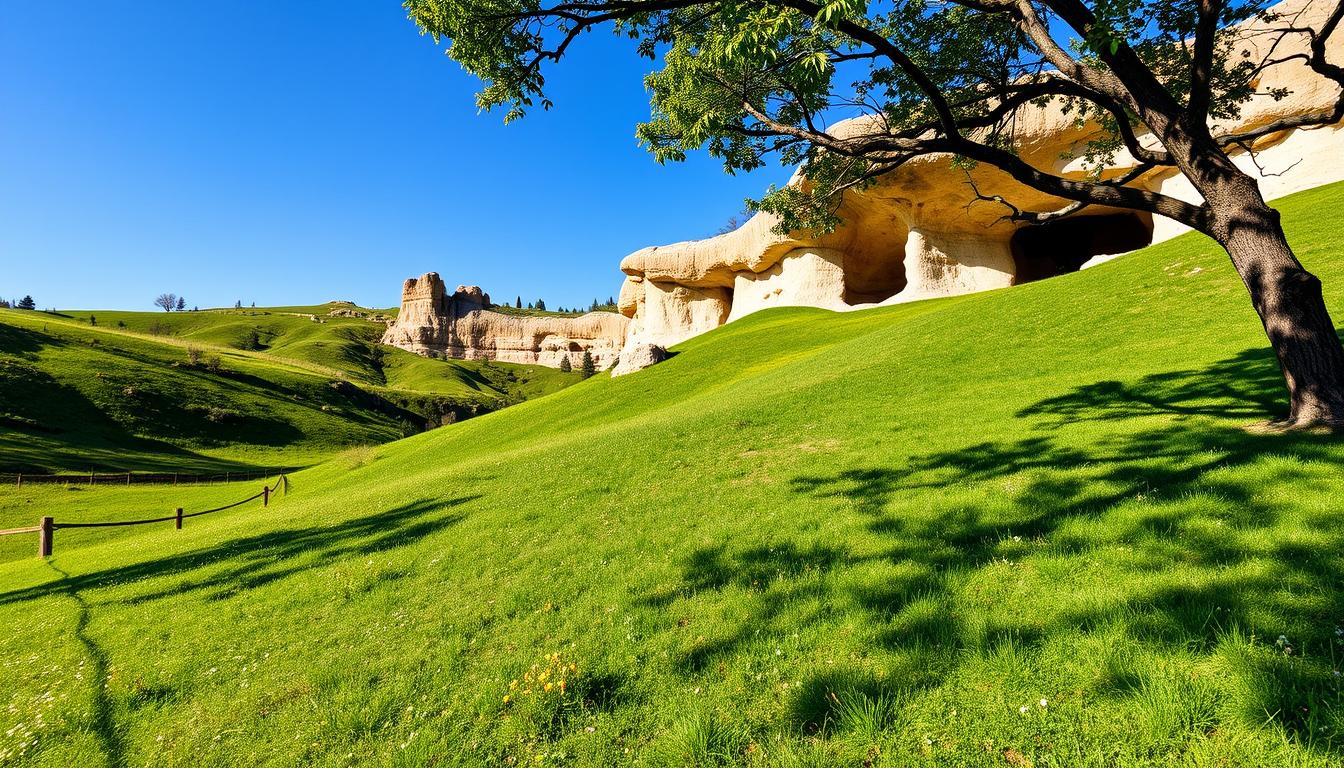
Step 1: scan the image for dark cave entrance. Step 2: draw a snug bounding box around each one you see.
[1010,212,1154,285]
[842,229,909,305]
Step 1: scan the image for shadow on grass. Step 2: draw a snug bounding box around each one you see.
[5,494,478,767]
[48,562,128,768]
[1,496,479,609]
[653,345,1344,751]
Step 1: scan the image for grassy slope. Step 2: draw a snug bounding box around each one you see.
[0,307,578,473]
[3,183,1344,766]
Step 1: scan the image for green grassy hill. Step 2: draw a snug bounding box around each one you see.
[0,304,578,473]
[3,183,1344,766]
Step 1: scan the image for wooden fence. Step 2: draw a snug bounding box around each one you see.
[3,468,302,488]
[0,475,288,558]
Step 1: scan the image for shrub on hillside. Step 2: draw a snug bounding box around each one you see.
[559,355,571,373]
[235,329,264,351]
[185,404,243,423]
[186,346,204,366]
[204,355,222,374]
[580,350,595,378]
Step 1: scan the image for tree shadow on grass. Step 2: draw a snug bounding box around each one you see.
[652,345,1344,752]
[0,495,479,608]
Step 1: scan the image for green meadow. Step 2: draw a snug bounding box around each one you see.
[0,304,578,473]
[3,182,1344,766]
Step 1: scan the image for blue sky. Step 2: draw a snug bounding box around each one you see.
[1,1,779,311]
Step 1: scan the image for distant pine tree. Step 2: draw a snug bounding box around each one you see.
[515,296,521,308]
[17,295,35,310]
[536,299,546,311]
[89,314,97,326]
[559,355,572,373]
[175,296,186,311]
[580,350,595,378]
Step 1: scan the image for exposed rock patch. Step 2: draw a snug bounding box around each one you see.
[611,343,668,377]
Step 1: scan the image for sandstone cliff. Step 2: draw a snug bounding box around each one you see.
[617,0,1344,352]
[382,273,629,369]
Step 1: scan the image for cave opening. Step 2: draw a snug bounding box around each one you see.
[842,224,909,305]
[1010,212,1154,285]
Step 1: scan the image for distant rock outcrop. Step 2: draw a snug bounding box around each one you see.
[382,273,629,369]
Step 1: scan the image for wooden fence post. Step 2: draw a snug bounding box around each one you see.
[263,485,270,507]
[38,517,53,558]
[175,507,183,530]
[282,475,288,495]
[15,473,21,489]
[126,472,131,485]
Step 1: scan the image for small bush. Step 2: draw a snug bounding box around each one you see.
[205,355,222,373]
[339,445,378,468]
[236,329,263,351]
[186,346,204,366]
[206,406,242,423]
[559,355,572,373]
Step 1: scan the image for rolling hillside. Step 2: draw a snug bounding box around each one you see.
[2,183,1344,766]
[0,304,578,473]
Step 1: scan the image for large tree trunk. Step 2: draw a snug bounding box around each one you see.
[1208,178,1344,427]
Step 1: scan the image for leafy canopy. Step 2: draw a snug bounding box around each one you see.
[404,0,1330,233]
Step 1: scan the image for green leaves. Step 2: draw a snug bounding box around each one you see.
[405,0,1279,235]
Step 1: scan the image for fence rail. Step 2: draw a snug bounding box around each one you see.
[3,468,302,487]
[0,475,289,558]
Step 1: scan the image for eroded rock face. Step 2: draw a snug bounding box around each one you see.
[617,0,1344,352]
[611,343,668,377]
[382,273,629,369]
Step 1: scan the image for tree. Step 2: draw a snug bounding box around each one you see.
[176,296,186,311]
[154,293,177,312]
[406,0,1344,426]
[16,295,35,310]
[89,314,97,326]
[580,349,596,378]
[560,354,573,372]
[516,295,522,308]
[235,300,243,309]
[536,298,546,311]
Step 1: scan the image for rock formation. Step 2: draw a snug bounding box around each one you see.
[382,273,629,369]
[385,1,1343,377]
[611,343,668,377]
[616,0,1344,351]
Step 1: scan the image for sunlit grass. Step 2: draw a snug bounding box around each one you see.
[1,183,1344,765]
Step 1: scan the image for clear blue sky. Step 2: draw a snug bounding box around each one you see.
[1,1,779,311]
